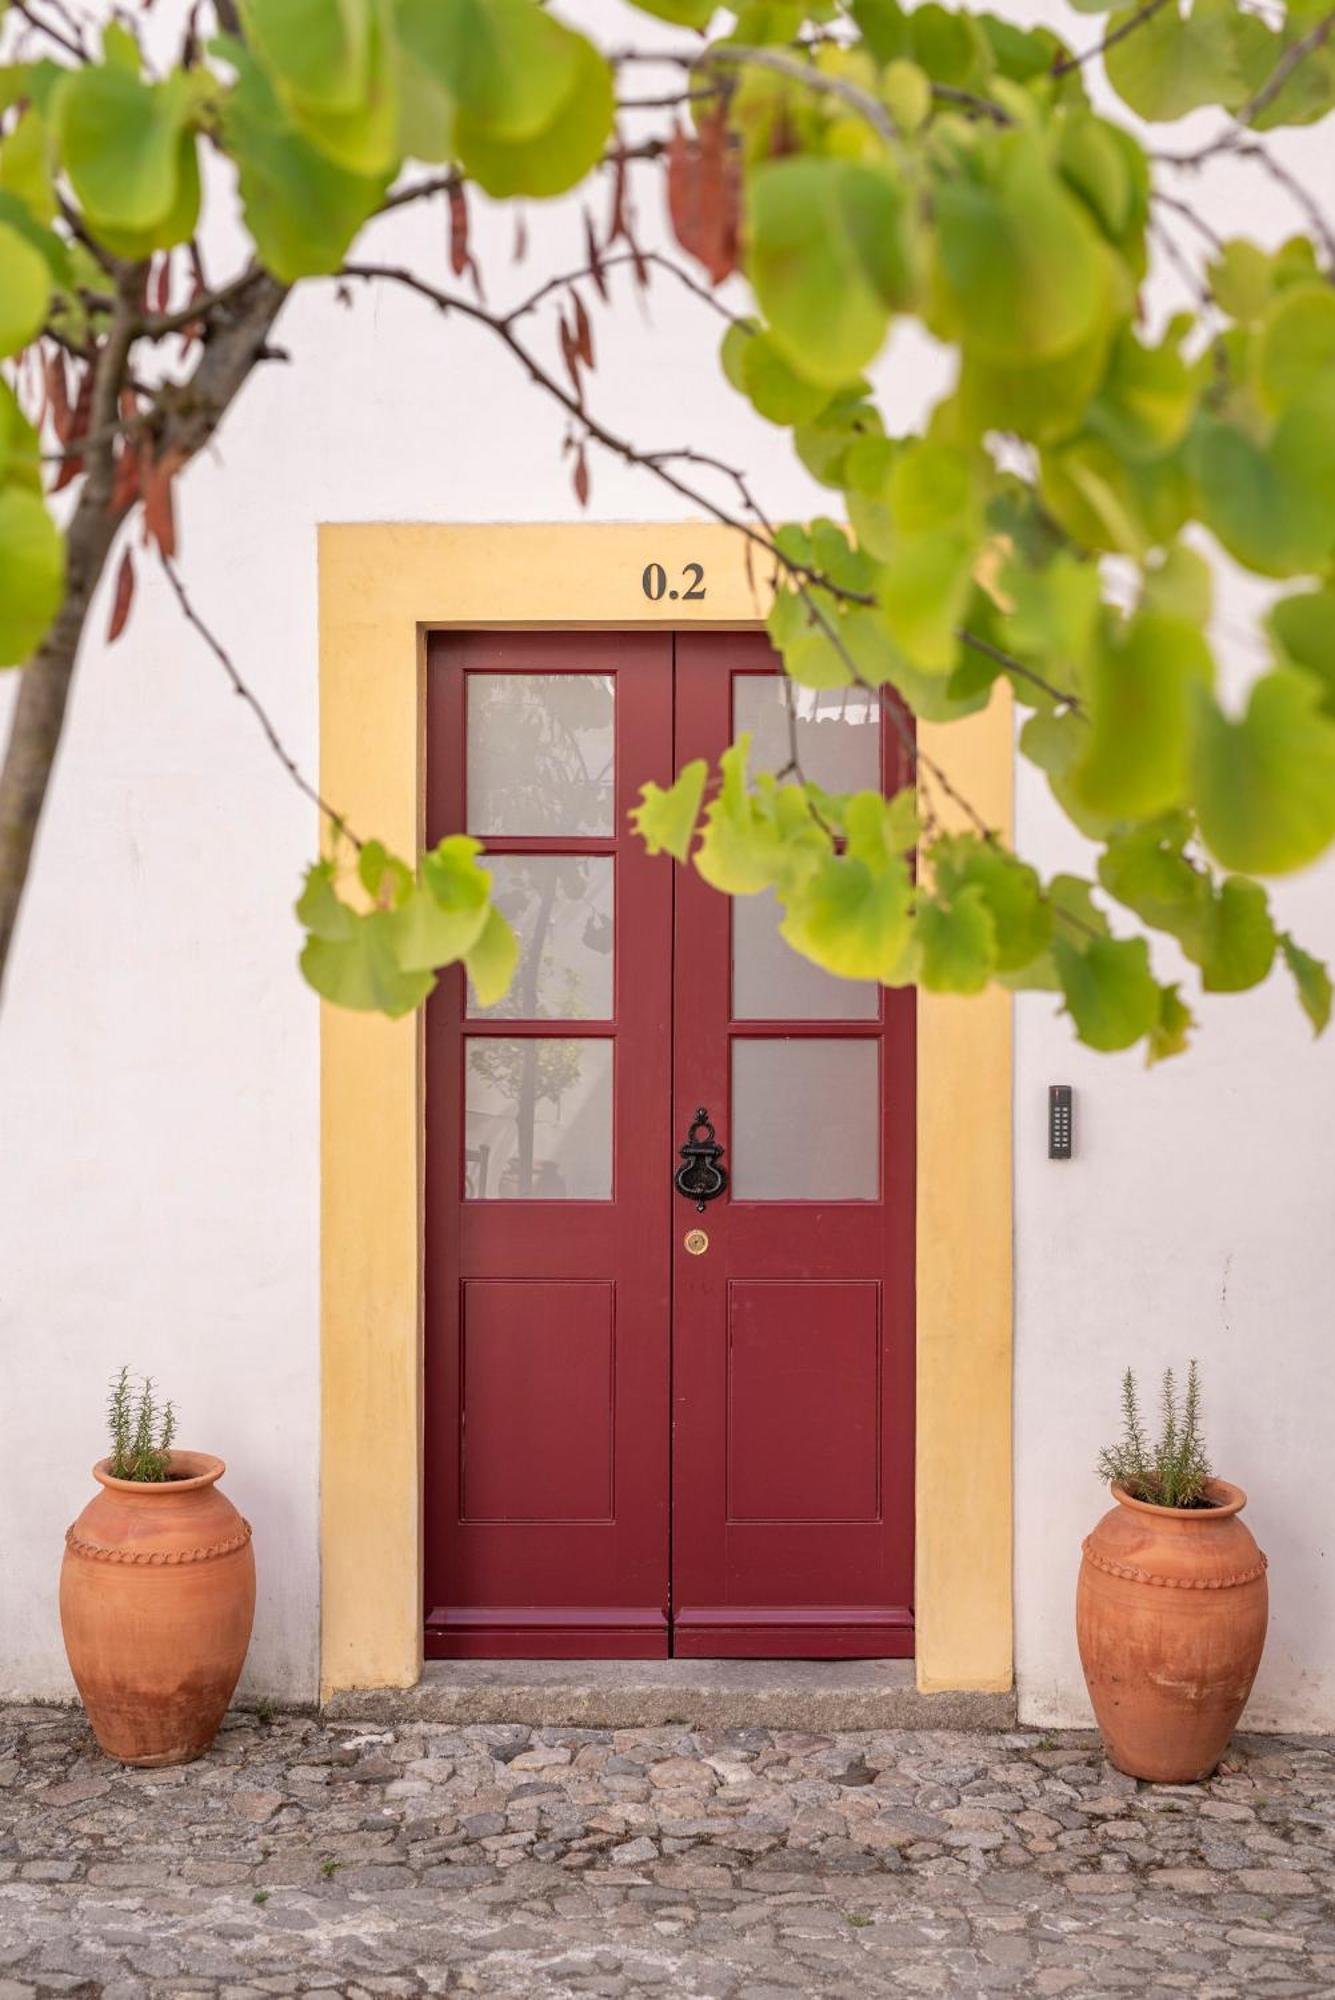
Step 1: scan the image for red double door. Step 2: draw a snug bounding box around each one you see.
[424,629,915,1659]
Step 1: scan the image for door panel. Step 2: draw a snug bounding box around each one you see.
[424,631,674,1658]
[669,631,915,1658]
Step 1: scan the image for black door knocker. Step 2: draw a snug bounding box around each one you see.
[674,1107,728,1211]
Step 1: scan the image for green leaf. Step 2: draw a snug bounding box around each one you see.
[391,835,492,969]
[223,44,389,279]
[1104,0,1245,122]
[1209,238,1274,322]
[1148,982,1194,1061]
[931,835,1052,973]
[746,156,916,388]
[1098,814,1208,948]
[1190,390,1335,579]
[1268,587,1335,718]
[720,322,833,427]
[0,107,57,224]
[1197,876,1276,991]
[0,217,50,356]
[240,0,371,114]
[296,859,358,941]
[917,883,997,993]
[0,484,64,666]
[1068,611,1213,820]
[883,59,932,132]
[631,758,708,861]
[1139,544,1212,625]
[452,30,612,199]
[1088,325,1195,460]
[931,131,1109,365]
[1193,668,1335,873]
[463,904,519,1007]
[621,0,716,24]
[1055,932,1161,1051]
[1279,931,1333,1034]
[301,910,436,1017]
[1058,113,1131,239]
[54,65,200,251]
[1252,282,1335,416]
[694,737,781,894]
[779,847,914,980]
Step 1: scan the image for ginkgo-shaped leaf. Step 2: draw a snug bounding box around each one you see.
[0,484,64,667]
[240,0,372,114]
[1192,669,1335,873]
[464,904,519,1008]
[931,130,1109,365]
[223,45,390,279]
[1196,877,1276,992]
[746,156,916,387]
[1280,932,1333,1034]
[693,739,792,894]
[720,322,834,428]
[389,834,493,969]
[1054,932,1161,1052]
[0,219,50,358]
[916,883,997,993]
[1190,393,1335,577]
[631,759,708,861]
[1252,283,1335,416]
[931,835,1052,973]
[779,847,914,981]
[1067,611,1213,821]
[1148,983,1194,1062]
[452,31,613,199]
[1104,0,1245,122]
[1268,587,1335,718]
[54,64,201,252]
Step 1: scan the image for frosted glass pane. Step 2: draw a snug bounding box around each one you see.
[467,673,614,835]
[470,857,613,1020]
[734,889,878,1021]
[465,1039,612,1200]
[734,678,880,794]
[732,1040,879,1200]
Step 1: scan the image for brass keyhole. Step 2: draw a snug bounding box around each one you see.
[684,1229,709,1256]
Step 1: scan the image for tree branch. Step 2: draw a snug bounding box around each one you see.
[0,272,290,1004]
[1051,0,1173,79]
[159,555,359,845]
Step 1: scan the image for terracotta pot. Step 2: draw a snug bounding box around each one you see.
[60,1452,255,1767]
[1076,1478,1268,1783]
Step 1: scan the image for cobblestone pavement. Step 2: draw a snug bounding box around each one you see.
[2,1709,1334,1998]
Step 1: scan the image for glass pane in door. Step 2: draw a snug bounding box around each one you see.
[733,889,878,1021]
[467,673,615,834]
[731,1038,879,1199]
[470,856,614,1020]
[734,678,880,794]
[464,1037,613,1199]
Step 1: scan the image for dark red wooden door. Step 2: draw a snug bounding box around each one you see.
[670,632,915,1657]
[424,629,914,1659]
[424,632,674,1656]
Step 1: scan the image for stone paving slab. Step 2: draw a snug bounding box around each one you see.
[1,1706,1333,1998]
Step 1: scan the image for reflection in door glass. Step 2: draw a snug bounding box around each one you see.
[470,857,614,1020]
[465,1037,613,1199]
[467,673,615,835]
[731,1039,879,1199]
[734,678,879,795]
[733,888,878,1021]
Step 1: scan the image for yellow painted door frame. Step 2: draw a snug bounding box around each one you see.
[317,522,1013,1699]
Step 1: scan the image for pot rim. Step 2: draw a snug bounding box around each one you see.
[92,1451,225,1495]
[1110,1476,1246,1520]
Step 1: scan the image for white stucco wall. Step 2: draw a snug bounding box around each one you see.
[1,0,1332,1720]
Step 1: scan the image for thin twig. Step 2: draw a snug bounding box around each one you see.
[504,249,745,330]
[9,0,86,61]
[159,554,360,845]
[1234,6,1335,127]
[1051,0,1173,78]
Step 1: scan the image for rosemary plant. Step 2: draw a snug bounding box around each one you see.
[1097,1362,1213,1509]
[106,1367,178,1483]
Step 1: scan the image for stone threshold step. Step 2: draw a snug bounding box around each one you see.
[324,1659,1015,1732]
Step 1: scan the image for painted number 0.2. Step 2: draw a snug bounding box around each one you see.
[642,562,706,604]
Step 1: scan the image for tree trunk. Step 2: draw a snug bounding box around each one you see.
[0,271,288,1007]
